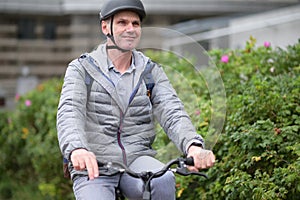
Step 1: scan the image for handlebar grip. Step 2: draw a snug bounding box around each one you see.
[185,157,194,166]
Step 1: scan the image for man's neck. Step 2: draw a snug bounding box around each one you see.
[107,49,132,74]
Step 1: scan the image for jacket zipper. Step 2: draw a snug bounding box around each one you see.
[117,112,127,165]
[118,82,140,165]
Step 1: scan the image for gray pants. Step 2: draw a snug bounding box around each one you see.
[73,156,176,200]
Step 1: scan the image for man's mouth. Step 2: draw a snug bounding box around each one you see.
[123,36,136,40]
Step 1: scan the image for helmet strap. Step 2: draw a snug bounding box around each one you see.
[106,16,130,53]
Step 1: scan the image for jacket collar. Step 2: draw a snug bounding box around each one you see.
[89,44,150,76]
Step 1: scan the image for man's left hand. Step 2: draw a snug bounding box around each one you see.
[187,145,215,172]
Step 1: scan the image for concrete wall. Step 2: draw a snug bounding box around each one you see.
[229,5,300,49]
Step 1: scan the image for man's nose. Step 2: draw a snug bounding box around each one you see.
[126,23,135,31]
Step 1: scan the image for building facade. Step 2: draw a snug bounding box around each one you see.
[0,0,299,109]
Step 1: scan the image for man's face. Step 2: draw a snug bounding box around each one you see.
[102,11,142,51]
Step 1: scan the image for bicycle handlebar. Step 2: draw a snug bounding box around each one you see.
[97,157,208,179]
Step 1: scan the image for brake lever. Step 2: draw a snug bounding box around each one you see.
[174,167,208,179]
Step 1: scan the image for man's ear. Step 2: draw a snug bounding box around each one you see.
[101,20,109,35]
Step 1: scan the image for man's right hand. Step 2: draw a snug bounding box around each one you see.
[70,148,99,180]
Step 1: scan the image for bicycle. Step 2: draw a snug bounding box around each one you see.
[97,157,208,200]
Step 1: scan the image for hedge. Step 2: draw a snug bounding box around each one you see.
[177,37,300,200]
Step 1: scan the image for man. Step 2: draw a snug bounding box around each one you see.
[57,0,215,199]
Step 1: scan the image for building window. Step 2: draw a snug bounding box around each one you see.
[44,21,56,40]
[0,88,6,107]
[18,19,36,39]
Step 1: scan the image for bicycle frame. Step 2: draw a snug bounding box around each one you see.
[97,157,208,200]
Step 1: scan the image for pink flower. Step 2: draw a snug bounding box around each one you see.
[195,110,201,116]
[264,41,271,48]
[25,100,31,107]
[221,55,229,63]
[15,93,20,101]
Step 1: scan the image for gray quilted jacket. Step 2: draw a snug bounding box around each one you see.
[56,44,204,178]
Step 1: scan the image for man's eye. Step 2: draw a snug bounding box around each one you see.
[133,22,140,27]
[118,21,126,25]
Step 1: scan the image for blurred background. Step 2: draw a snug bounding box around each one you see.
[0,0,299,110]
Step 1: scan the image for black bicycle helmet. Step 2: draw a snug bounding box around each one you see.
[100,0,146,21]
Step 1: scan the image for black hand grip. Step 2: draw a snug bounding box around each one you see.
[185,157,194,166]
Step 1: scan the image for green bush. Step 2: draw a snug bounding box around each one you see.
[0,37,299,199]
[178,38,300,199]
[0,80,73,200]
